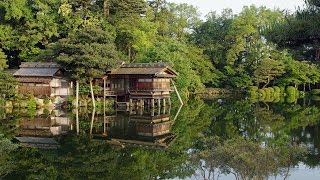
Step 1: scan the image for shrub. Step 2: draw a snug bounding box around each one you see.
[248,86,258,92]
[273,86,280,94]
[286,86,296,96]
[268,87,275,95]
[258,89,266,100]
[279,87,285,94]
[311,89,320,95]
[27,96,37,109]
[264,88,271,100]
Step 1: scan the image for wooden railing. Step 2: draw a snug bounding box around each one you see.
[18,86,51,96]
[128,87,174,92]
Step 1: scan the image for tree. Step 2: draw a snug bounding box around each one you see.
[254,58,285,87]
[0,49,8,70]
[41,25,120,107]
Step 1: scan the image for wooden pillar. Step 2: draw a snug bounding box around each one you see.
[157,98,161,107]
[162,105,166,114]
[163,98,166,107]
[151,99,155,108]
[139,107,143,115]
[76,108,79,135]
[129,99,133,107]
[103,77,106,136]
[158,105,161,115]
[168,97,171,106]
[140,99,144,107]
[151,107,155,117]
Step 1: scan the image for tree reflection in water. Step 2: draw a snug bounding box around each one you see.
[0,97,320,179]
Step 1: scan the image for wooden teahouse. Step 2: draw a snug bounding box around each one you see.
[13,62,72,97]
[108,63,178,107]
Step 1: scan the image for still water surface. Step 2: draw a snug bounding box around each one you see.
[0,97,320,179]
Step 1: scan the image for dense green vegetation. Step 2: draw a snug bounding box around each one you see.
[1,0,320,97]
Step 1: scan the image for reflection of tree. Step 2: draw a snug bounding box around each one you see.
[5,133,193,179]
[0,134,18,179]
[192,136,306,180]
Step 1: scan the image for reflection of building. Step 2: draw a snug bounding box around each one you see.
[15,115,71,149]
[89,107,176,148]
[13,62,72,97]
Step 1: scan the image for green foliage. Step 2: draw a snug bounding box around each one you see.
[311,89,320,95]
[27,96,37,109]
[273,86,281,94]
[0,71,17,98]
[286,86,296,96]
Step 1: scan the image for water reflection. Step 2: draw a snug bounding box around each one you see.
[1,97,320,179]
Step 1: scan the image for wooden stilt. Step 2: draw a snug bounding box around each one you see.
[172,81,183,105]
[151,99,155,108]
[76,108,79,135]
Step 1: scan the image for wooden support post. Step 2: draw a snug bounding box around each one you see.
[158,105,161,115]
[151,107,155,117]
[172,81,183,105]
[151,99,155,108]
[140,99,144,107]
[103,77,106,108]
[75,80,79,109]
[139,107,143,115]
[90,108,96,135]
[157,98,161,107]
[76,108,79,135]
[163,98,166,107]
[129,99,133,107]
[162,106,166,114]
[168,97,171,106]
[103,77,106,136]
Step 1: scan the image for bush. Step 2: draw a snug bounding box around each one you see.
[248,86,258,92]
[268,87,275,94]
[27,95,37,109]
[273,86,280,94]
[264,88,271,100]
[286,86,296,96]
[279,87,285,94]
[258,89,266,100]
[311,89,320,95]
[0,98,5,107]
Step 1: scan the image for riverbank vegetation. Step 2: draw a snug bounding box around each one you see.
[0,0,320,99]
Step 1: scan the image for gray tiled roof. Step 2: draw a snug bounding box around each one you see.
[13,67,60,77]
[110,63,177,77]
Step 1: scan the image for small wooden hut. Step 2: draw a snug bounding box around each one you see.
[108,63,178,106]
[13,62,72,97]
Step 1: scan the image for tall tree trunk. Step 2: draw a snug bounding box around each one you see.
[76,80,79,109]
[103,0,110,17]
[90,80,96,108]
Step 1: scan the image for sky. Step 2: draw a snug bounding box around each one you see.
[168,0,305,18]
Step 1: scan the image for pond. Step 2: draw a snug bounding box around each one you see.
[0,96,320,179]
